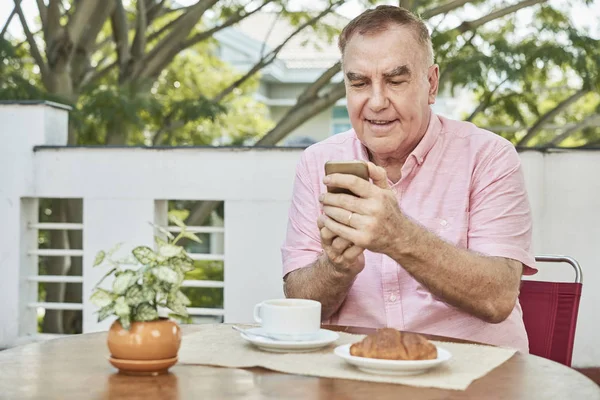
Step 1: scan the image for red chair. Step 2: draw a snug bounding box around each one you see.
[519,255,583,367]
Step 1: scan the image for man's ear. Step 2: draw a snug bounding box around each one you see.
[427,64,440,105]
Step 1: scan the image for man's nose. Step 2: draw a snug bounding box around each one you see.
[368,87,389,113]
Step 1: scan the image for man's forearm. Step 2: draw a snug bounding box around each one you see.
[391,223,523,323]
[283,254,356,320]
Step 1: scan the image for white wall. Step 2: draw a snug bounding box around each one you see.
[1,103,600,367]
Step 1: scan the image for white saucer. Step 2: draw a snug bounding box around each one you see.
[334,344,452,376]
[240,328,340,353]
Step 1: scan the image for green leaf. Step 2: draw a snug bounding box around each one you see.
[90,288,114,308]
[133,303,159,322]
[108,242,123,257]
[141,286,156,303]
[175,290,191,306]
[97,302,115,322]
[168,215,186,228]
[178,257,195,273]
[132,246,157,265]
[158,244,183,258]
[125,285,145,306]
[93,251,105,267]
[168,210,189,223]
[148,222,175,240]
[167,293,188,317]
[114,297,131,326]
[171,256,194,273]
[154,236,168,247]
[152,266,180,284]
[119,315,131,330]
[182,231,202,244]
[94,267,117,289]
[113,271,136,295]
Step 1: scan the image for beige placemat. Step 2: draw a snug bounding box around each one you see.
[177,324,517,391]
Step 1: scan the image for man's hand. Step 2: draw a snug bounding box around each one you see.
[319,162,411,257]
[317,215,365,277]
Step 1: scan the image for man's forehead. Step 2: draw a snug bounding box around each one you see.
[341,25,425,71]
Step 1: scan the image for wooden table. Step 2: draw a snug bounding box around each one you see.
[0,324,599,399]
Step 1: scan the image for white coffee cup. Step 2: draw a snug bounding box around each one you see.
[253,298,322,341]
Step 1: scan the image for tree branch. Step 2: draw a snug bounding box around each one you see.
[1,4,18,41]
[421,0,473,19]
[256,82,347,146]
[146,0,167,25]
[14,0,50,84]
[399,0,418,10]
[132,0,148,60]
[46,0,62,42]
[66,0,106,49]
[453,0,548,34]
[297,61,341,105]
[211,1,343,104]
[81,59,118,87]
[111,0,130,77]
[465,77,509,122]
[36,0,47,31]
[135,0,220,80]
[543,114,600,147]
[181,0,274,49]
[517,88,590,146]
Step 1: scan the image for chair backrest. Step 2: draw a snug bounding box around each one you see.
[518,255,583,367]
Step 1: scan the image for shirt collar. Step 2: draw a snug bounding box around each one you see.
[411,111,442,165]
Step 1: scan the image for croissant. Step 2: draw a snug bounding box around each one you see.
[349,328,438,360]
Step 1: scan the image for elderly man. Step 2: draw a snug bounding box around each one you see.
[281,5,537,352]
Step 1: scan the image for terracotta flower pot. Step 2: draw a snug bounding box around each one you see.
[107,318,182,375]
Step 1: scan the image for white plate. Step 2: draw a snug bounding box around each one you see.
[334,343,452,376]
[240,328,339,353]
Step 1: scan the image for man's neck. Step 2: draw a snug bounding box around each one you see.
[368,152,407,183]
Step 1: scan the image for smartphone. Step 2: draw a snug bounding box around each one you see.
[324,160,369,195]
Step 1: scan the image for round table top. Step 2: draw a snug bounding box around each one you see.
[1,324,599,400]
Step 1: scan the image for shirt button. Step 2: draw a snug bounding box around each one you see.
[389,294,397,302]
[440,219,447,226]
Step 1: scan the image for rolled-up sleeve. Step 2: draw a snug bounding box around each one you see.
[468,144,537,275]
[281,152,322,277]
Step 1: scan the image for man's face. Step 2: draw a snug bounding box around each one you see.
[342,25,439,158]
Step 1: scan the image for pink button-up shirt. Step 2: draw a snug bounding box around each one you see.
[281,112,537,353]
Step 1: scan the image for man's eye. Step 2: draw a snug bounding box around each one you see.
[351,82,366,88]
[390,81,407,85]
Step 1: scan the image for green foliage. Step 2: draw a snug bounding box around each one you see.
[0,38,62,103]
[90,220,202,330]
[432,2,600,146]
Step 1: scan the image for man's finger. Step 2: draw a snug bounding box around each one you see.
[323,205,364,228]
[319,192,364,213]
[322,214,358,245]
[323,173,372,198]
[367,162,391,189]
[320,225,336,245]
[331,236,352,253]
[343,245,364,260]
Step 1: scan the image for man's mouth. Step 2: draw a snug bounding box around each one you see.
[366,119,397,126]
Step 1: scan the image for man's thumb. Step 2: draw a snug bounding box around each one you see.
[367,162,390,189]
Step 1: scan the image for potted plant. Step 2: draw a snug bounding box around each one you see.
[90,218,201,376]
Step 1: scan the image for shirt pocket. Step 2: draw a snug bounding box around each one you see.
[418,212,469,249]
